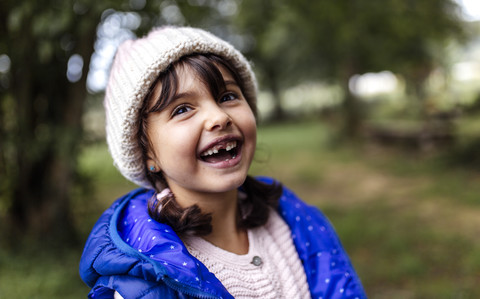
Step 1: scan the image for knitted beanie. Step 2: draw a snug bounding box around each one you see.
[104,26,258,189]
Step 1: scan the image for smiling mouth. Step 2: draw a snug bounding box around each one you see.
[200,140,239,163]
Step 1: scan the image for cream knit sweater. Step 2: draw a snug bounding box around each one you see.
[183,210,311,299]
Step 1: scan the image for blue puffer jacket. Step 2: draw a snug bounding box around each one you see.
[79,178,367,298]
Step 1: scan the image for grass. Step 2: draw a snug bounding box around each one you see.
[1,119,479,298]
[0,246,90,298]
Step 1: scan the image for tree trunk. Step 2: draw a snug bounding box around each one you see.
[339,61,363,140]
[265,67,286,122]
[341,80,363,139]
[3,9,98,247]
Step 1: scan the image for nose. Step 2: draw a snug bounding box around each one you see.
[204,102,232,131]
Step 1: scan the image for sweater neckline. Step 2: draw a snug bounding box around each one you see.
[182,227,262,268]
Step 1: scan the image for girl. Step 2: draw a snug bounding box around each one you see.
[79,26,367,299]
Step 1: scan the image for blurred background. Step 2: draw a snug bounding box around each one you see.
[1,0,480,297]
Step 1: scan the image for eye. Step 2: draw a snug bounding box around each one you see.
[219,92,238,103]
[172,104,192,117]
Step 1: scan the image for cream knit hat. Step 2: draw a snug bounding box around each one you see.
[104,26,258,189]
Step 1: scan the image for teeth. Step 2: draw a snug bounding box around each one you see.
[201,141,237,156]
[226,141,237,151]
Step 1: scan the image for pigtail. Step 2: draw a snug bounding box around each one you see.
[148,189,213,236]
[238,176,282,229]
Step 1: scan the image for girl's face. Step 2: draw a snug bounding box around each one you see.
[145,63,257,202]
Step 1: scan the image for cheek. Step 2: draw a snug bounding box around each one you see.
[239,109,257,147]
[247,118,257,145]
[151,126,199,167]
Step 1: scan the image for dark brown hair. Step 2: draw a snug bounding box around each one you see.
[138,53,282,236]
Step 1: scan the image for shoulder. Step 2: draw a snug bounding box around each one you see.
[79,188,154,279]
[256,177,341,248]
[79,188,232,299]
[79,188,168,296]
[257,177,367,298]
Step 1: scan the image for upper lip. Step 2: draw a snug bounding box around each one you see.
[198,134,242,157]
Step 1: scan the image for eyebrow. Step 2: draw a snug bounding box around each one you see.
[172,79,239,101]
[224,80,239,87]
[171,91,197,102]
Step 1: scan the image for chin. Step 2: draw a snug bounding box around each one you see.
[211,174,248,193]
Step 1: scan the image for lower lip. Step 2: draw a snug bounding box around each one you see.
[200,145,243,169]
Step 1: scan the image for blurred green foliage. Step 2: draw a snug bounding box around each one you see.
[236,0,466,133]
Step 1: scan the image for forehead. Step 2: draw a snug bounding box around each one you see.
[177,61,236,88]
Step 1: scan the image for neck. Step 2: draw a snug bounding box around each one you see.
[203,193,249,255]
[171,187,249,254]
